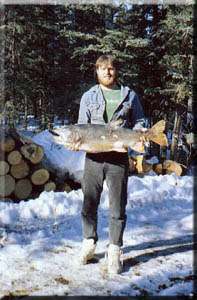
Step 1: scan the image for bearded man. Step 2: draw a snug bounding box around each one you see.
[76,55,145,274]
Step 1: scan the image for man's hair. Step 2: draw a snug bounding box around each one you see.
[95,55,119,70]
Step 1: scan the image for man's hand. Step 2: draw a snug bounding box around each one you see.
[139,128,149,144]
[66,141,81,151]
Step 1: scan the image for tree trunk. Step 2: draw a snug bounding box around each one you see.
[170,110,181,161]
[24,95,28,130]
[9,9,16,129]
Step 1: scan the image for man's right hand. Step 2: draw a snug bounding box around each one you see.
[66,142,81,151]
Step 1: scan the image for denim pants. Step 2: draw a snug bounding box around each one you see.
[81,152,129,247]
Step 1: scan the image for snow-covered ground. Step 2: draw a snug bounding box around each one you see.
[0,129,194,297]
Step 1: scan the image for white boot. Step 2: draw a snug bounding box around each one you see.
[76,238,96,265]
[107,244,122,274]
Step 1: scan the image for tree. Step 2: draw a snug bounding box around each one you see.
[151,5,193,161]
[2,2,193,155]
[3,5,70,129]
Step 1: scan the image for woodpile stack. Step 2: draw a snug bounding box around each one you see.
[0,127,57,202]
[129,155,154,175]
[129,155,183,176]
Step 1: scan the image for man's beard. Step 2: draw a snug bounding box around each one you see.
[97,73,117,88]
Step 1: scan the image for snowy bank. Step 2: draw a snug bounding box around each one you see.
[0,172,194,297]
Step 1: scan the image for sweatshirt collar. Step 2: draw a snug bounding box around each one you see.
[91,84,130,96]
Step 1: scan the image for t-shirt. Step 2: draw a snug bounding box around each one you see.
[101,88,121,122]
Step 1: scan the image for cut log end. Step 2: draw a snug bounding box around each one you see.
[0,174,15,197]
[21,144,44,164]
[7,150,22,165]
[0,137,15,152]
[153,163,163,175]
[44,181,56,192]
[10,159,30,179]
[31,168,50,185]
[163,160,182,176]
[0,160,10,176]
[14,179,33,200]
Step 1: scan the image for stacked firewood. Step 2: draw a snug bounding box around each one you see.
[129,155,183,176]
[0,127,57,202]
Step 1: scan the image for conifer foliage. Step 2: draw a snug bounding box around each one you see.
[1,4,194,163]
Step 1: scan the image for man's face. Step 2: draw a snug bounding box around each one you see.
[96,63,117,88]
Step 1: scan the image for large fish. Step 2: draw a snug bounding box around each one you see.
[51,120,168,153]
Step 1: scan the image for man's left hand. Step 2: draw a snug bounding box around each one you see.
[139,128,149,144]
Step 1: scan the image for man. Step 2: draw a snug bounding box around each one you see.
[75,55,146,274]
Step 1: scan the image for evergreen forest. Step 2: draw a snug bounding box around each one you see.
[0,3,194,163]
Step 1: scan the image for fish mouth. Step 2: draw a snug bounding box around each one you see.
[50,130,59,136]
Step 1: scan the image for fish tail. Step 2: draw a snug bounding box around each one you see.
[148,120,168,147]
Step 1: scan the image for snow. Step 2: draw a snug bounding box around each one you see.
[0,130,194,297]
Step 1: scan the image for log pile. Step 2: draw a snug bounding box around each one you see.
[129,155,183,176]
[0,127,58,202]
[129,155,153,175]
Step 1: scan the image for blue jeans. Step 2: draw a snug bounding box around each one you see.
[81,152,128,246]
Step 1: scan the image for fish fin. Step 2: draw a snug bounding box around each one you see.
[149,120,166,133]
[150,133,168,147]
[149,120,168,147]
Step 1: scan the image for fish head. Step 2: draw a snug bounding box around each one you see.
[51,126,73,145]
